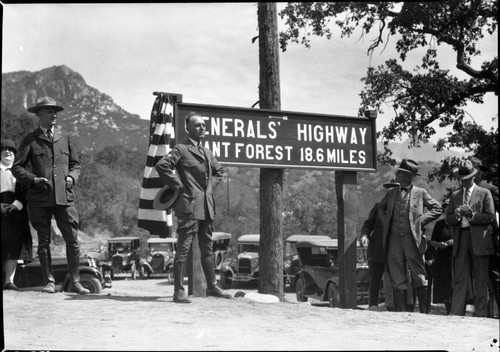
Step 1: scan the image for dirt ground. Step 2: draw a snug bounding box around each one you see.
[2,276,499,352]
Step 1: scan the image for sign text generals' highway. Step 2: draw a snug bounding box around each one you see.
[175,103,377,171]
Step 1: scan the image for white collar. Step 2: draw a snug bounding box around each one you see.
[190,138,202,147]
[1,161,13,171]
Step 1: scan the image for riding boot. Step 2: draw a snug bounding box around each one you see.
[66,244,81,284]
[38,247,55,284]
[173,261,190,303]
[417,286,428,313]
[394,289,407,312]
[200,253,217,289]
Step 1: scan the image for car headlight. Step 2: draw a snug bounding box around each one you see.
[284,259,291,269]
[251,257,259,267]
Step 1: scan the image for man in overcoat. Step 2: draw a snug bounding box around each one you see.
[155,111,230,303]
[446,159,495,317]
[11,96,89,294]
[379,159,442,312]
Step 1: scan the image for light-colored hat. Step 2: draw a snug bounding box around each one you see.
[28,96,64,113]
[453,160,478,180]
[153,186,180,210]
[396,158,420,176]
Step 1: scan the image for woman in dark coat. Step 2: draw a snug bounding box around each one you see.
[429,200,453,314]
[1,139,33,291]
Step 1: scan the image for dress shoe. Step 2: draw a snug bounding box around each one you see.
[173,289,191,303]
[42,281,55,294]
[206,285,231,299]
[4,283,19,291]
[71,281,90,295]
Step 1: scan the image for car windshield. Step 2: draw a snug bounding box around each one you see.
[149,243,174,252]
[110,242,132,252]
[238,243,259,253]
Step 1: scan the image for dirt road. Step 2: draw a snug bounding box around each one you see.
[2,276,499,351]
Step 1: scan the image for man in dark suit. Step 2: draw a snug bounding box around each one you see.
[155,111,230,303]
[379,159,442,313]
[11,96,89,294]
[447,159,496,317]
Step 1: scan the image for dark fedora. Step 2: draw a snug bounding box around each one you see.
[468,156,489,172]
[453,160,478,180]
[383,178,400,189]
[1,139,17,154]
[27,96,64,113]
[153,186,180,210]
[397,158,420,176]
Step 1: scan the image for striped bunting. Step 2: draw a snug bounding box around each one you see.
[137,93,175,237]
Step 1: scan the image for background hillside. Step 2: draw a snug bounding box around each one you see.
[1,65,457,251]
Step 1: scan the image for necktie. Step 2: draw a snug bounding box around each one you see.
[47,129,53,142]
[464,188,470,205]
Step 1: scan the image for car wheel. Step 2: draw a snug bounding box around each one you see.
[327,283,339,308]
[80,273,103,294]
[295,277,308,302]
[220,271,232,289]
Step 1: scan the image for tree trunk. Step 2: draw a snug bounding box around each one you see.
[257,2,284,300]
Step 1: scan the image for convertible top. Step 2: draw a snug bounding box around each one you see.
[212,232,232,241]
[237,234,260,243]
[286,235,332,243]
[296,238,339,248]
[147,237,177,243]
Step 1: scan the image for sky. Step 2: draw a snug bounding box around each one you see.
[2,3,498,145]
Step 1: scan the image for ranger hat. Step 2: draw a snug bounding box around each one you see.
[0,139,17,154]
[28,96,64,113]
[453,159,478,180]
[397,158,420,176]
[153,186,180,210]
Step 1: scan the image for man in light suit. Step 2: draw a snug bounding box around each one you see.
[380,159,442,313]
[447,159,495,317]
[155,111,230,303]
[12,96,89,294]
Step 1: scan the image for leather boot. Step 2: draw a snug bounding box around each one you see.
[416,286,428,314]
[201,253,217,289]
[38,247,55,285]
[67,244,82,284]
[173,262,190,303]
[394,289,407,312]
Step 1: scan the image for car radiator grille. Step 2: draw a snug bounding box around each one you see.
[238,258,252,274]
[151,257,164,270]
[112,256,122,269]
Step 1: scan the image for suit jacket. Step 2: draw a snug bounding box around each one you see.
[155,139,225,220]
[11,127,80,207]
[380,185,442,255]
[445,185,495,257]
[360,202,386,263]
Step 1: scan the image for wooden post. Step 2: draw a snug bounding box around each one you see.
[257,2,284,300]
[335,171,359,309]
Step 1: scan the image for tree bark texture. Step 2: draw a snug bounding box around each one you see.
[257,2,284,300]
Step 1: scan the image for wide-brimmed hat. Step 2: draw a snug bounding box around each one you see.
[153,186,180,210]
[1,139,17,154]
[383,178,400,189]
[468,156,489,172]
[27,96,64,113]
[396,158,420,176]
[453,160,478,180]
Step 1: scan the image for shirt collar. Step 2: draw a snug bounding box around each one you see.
[465,183,475,193]
[1,162,13,171]
[189,138,201,147]
[40,126,54,135]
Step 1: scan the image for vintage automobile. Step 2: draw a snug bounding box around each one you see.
[107,236,153,279]
[12,255,108,293]
[146,237,177,281]
[219,234,260,289]
[212,232,232,271]
[284,235,334,289]
[80,241,112,288]
[294,237,370,307]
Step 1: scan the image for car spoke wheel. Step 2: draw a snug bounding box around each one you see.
[80,273,103,294]
[327,283,339,308]
[295,277,308,302]
[220,271,232,289]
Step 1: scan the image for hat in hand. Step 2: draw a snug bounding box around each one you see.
[453,160,478,180]
[153,186,180,210]
[383,178,400,189]
[28,96,64,113]
[396,158,420,176]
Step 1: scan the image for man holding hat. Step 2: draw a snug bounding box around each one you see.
[155,111,230,303]
[11,96,89,294]
[446,159,495,317]
[379,158,442,313]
